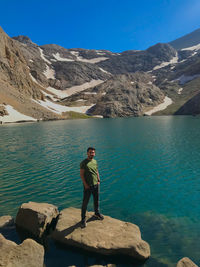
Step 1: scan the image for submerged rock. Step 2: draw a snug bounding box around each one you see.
[15,201,59,238]
[0,215,14,228]
[52,207,150,261]
[177,257,198,267]
[0,233,44,267]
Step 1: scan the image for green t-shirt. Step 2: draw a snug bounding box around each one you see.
[80,158,98,186]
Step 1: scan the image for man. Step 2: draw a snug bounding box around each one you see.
[80,147,104,228]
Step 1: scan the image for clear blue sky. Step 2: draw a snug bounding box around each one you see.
[1,0,200,52]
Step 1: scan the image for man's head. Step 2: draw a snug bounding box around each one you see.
[87,147,96,160]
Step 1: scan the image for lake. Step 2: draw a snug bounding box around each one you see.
[1,116,200,266]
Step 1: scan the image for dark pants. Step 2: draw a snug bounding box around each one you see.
[81,184,99,221]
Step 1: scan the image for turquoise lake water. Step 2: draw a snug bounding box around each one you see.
[1,116,200,266]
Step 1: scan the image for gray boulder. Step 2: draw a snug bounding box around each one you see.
[0,215,14,228]
[15,201,59,238]
[0,233,44,267]
[52,207,150,261]
[177,257,198,267]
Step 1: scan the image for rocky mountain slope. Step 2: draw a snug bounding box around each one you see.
[1,25,200,122]
[169,28,200,50]
[0,27,61,122]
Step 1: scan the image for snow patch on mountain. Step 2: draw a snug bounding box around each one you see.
[181,43,200,51]
[69,51,108,63]
[153,53,178,70]
[99,67,111,74]
[46,79,104,98]
[46,87,69,98]
[38,47,51,64]
[64,79,104,96]
[96,52,106,55]
[43,65,55,79]
[144,96,172,115]
[53,53,74,62]
[84,92,97,95]
[178,88,183,94]
[0,105,37,123]
[32,99,94,114]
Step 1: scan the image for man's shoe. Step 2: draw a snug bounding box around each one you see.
[81,220,87,228]
[94,213,104,220]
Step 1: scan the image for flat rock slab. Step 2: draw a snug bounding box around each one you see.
[0,215,14,228]
[52,207,150,261]
[16,201,59,238]
[177,257,198,267]
[0,233,44,267]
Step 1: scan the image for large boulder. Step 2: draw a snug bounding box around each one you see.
[0,233,44,267]
[0,215,14,228]
[15,201,59,238]
[52,207,150,261]
[177,257,198,267]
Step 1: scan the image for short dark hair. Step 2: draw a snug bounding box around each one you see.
[87,147,96,152]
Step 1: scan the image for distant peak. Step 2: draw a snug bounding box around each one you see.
[12,35,36,46]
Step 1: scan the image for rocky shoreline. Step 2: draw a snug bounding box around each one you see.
[0,202,198,267]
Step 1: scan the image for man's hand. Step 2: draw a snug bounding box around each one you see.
[97,171,100,184]
[84,183,90,190]
[80,169,90,190]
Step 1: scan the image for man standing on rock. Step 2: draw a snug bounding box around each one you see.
[80,147,104,228]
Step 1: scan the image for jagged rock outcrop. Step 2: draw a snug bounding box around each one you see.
[90,73,164,117]
[146,43,177,62]
[0,104,8,116]
[52,207,150,261]
[177,257,198,267]
[16,201,59,238]
[62,72,164,117]
[0,234,44,267]
[0,215,14,228]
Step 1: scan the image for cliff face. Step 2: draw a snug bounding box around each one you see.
[0,27,60,121]
[0,27,42,99]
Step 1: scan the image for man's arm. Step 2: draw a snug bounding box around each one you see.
[97,170,100,184]
[80,169,89,189]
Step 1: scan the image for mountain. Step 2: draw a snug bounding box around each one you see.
[169,28,200,50]
[1,26,200,122]
[0,27,60,122]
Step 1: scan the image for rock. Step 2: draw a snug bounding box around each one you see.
[15,201,59,238]
[177,257,198,267]
[0,105,8,116]
[0,215,14,228]
[52,207,150,261]
[0,233,44,267]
